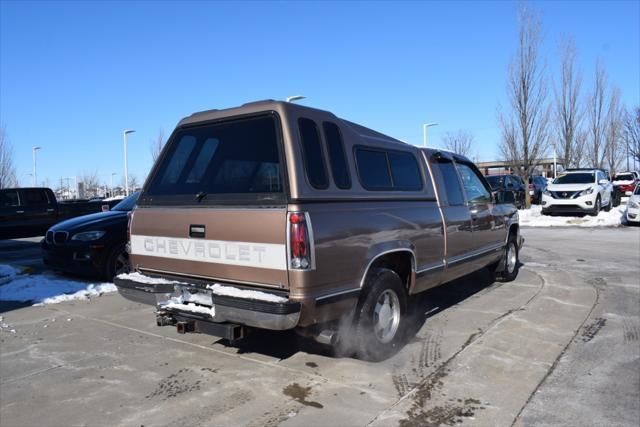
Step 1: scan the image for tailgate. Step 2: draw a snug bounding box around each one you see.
[130,207,289,289]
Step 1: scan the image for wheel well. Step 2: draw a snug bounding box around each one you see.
[366,251,413,290]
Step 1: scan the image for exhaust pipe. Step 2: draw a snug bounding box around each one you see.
[314,329,337,346]
[176,321,195,334]
[156,314,176,327]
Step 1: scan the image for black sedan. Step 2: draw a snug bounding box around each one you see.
[42,192,139,280]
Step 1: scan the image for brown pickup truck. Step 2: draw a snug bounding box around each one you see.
[114,100,523,361]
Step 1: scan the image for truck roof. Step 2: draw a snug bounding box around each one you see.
[178,99,410,149]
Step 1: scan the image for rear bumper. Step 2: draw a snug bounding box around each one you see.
[626,206,640,223]
[113,273,301,331]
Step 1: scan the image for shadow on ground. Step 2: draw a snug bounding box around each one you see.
[216,267,499,361]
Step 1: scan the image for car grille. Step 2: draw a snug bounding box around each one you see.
[552,191,579,199]
[53,231,69,245]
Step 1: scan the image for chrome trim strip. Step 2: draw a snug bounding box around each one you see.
[137,267,284,289]
[416,262,445,275]
[315,288,360,301]
[447,243,504,266]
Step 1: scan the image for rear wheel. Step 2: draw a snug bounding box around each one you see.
[353,268,407,361]
[104,243,130,281]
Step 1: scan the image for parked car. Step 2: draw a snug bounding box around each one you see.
[485,174,526,208]
[625,184,640,225]
[613,172,639,197]
[0,187,121,240]
[528,176,548,204]
[113,100,523,361]
[42,192,139,280]
[541,169,613,215]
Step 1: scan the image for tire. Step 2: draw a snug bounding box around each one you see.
[103,243,130,281]
[353,268,408,362]
[589,196,601,216]
[604,198,611,212]
[494,234,520,282]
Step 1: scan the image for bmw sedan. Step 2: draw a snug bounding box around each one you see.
[42,192,139,280]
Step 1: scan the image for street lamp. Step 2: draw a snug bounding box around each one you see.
[32,146,41,186]
[123,129,135,196]
[286,95,305,103]
[422,123,438,148]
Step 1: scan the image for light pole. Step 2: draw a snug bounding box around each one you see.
[286,95,305,103]
[422,123,438,147]
[123,129,135,196]
[32,146,41,186]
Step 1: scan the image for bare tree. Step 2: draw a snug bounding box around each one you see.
[79,171,101,198]
[150,129,165,162]
[0,125,17,189]
[623,107,640,169]
[442,130,474,157]
[554,37,583,168]
[498,4,551,205]
[604,88,624,175]
[586,60,608,169]
[573,129,588,168]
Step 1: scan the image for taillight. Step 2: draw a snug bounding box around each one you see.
[288,212,313,270]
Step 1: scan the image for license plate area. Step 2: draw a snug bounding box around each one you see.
[178,286,213,307]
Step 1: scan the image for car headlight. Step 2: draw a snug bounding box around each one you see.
[543,189,552,196]
[71,231,106,241]
[630,200,640,209]
[579,187,594,197]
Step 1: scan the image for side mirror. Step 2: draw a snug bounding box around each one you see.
[598,179,609,185]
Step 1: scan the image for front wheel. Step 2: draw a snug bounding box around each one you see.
[104,243,130,281]
[494,235,520,282]
[589,196,601,216]
[353,268,407,362]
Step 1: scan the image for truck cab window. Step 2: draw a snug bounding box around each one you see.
[456,163,491,204]
[434,158,464,206]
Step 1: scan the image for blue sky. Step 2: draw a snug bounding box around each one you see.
[1,0,638,187]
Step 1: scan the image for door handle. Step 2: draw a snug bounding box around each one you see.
[16,210,25,214]
[46,208,54,212]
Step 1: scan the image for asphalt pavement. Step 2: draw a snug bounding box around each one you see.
[0,227,638,426]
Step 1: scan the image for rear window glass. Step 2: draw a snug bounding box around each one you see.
[388,151,422,190]
[0,190,20,207]
[323,122,351,189]
[298,118,328,189]
[614,173,634,181]
[145,115,283,201]
[355,149,392,190]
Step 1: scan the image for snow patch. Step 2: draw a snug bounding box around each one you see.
[161,301,215,317]
[0,273,116,304]
[116,272,186,285]
[207,283,287,303]
[519,205,625,227]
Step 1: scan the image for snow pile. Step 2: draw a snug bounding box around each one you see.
[519,205,626,227]
[0,273,116,304]
[0,264,22,284]
[207,283,287,303]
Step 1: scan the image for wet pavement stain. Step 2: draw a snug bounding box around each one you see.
[581,317,607,342]
[283,383,323,409]
[305,362,318,368]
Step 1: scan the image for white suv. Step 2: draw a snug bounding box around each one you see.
[541,169,613,216]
